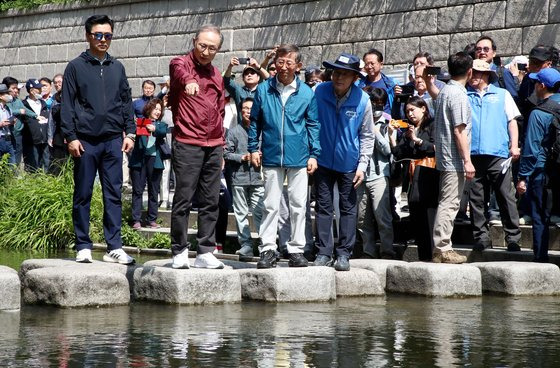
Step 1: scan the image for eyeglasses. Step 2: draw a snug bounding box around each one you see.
[475,46,492,53]
[275,59,296,67]
[196,43,218,53]
[90,32,113,41]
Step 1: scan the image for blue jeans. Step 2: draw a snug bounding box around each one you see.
[528,168,549,262]
[0,137,16,165]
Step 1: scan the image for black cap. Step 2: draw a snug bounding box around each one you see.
[529,46,553,62]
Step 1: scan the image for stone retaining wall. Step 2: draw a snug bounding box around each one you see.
[0,0,558,94]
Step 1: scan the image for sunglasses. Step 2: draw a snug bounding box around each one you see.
[475,46,492,53]
[90,32,113,41]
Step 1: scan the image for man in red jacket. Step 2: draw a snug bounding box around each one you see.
[169,25,226,269]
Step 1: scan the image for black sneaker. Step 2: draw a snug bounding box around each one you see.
[473,242,492,251]
[288,253,308,267]
[257,250,277,269]
[334,256,350,271]
[507,242,521,252]
[313,254,333,267]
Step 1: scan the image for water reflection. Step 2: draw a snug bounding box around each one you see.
[1,296,560,367]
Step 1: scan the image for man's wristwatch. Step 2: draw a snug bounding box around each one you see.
[125,133,136,142]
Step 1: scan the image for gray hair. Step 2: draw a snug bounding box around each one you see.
[194,25,223,48]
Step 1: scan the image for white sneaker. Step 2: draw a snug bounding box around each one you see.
[76,249,93,263]
[172,250,190,269]
[550,215,560,225]
[194,252,225,269]
[519,215,532,225]
[103,249,135,265]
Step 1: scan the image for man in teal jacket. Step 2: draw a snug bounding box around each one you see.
[248,43,320,269]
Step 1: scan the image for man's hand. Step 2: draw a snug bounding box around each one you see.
[230,57,240,67]
[37,116,48,124]
[68,139,84,158]
[241,153,251,161]
[307,157,317,175]
[0,120,10,128]
[516,179,527,195]
[394,85,402,95]
[353,170,364,188]
[122,137,134,153]
[185,82,199,96]
[464,160,476,180]
[250,151,261,168]
[510,146,521,161]
[146,124,155,133]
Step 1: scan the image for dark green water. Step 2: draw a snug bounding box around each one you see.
[2,250,560,367]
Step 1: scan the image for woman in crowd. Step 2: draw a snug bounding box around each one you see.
[129,98,168,229]
[389,96,437,261]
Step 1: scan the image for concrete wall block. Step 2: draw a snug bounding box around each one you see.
[522,24,560,54]
[403,9,437,37]
[40,64,57,80]
[208,0,228,11]
[473,1,506,30]
[26,64,42,79]
[304,0,331,22]
[355,0,386,16]
[128,1,153,19]
[67,42,87,60]
[18,46,37,64]
[506,0,549,27]
[330,1,356,18]
[420,34,451,61]
[0,33,13,48]
[277,2,306,23]
[386,0,415,12]
[449,31,481,54]
[149,36,167,56]
[48,44,68,63]
[121,58,137,78]
[254,26,282,50]
[309,20,340,45]
[446,0,474,4]
[242,8,265,27]
[340,17,372,43]
[282,22,311,46]
[322,43,353,62]
[0,16,14,32]
[299,45,323,67]
[165,34,194,56]
[416,0,447,9]
[55,62,69,74]
[437,5,474,33]
[484,28,523,56]
[9,65,26,81]
[371,13,403,40]
[110,3,131,21]
[68,26,86,44]
[119,19,144,38]
[0,49,5,65]
[158,56,174,77]
[550,0,560,22]
[221,10,243,29]
[128,37,151,57]
[221,29,233,52]
[169,0,200,16]
[386,37,420,64]
[353,40,386,61]
[232,29,255,51]
[4,48,19,65]
[228,0,269,10]
[109,39,129,58]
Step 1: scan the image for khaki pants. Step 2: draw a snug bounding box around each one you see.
[432,171,465,253]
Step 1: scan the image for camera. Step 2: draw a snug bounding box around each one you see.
[517,63,527,71]
[395,84,414,103]
[391,119,409,131]
[238,57,250,64]
[425,66,441,76]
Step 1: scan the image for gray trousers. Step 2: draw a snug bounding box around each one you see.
[433,171,465,253]
[232,185,264,249]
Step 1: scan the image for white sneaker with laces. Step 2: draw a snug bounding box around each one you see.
[194,252,225,269]
[103,248,135,265]
[172,250,190,269]
[76,249,93,263]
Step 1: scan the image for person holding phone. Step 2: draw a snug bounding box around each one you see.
[0,84,16,165]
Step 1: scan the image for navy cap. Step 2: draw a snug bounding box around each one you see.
[322,53,361,74]
[26,79,42,90]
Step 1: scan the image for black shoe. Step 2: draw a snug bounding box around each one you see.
[288,253,308,267]
[257,250,277,269]
[313,254,333,267]
[334,256,350,271]
[507,242,521,252]
[380,251,397,260]
[473,242,492,251]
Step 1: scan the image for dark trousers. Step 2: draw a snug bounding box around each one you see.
[469,155,521,246]
[409,202,435,261]
[314,166,357,258]
[23,142,49,172]
[170,141,222,255]
[73,137,123,251]
[48,145,70,175]
[528,168,549,262]
[0,137,16,165]
[14,133,22,165]
[130,155,163,223]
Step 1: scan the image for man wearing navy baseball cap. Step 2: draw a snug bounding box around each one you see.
[313,53,375,271]
[517,67,560,263]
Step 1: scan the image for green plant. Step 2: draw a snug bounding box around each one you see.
[147,232,171,249]
[0,0,80,11]
[121,224,148,248]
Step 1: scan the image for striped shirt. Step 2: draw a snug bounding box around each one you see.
[434,80,472,172]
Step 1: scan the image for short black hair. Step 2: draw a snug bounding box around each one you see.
[363,48,384,63]
[463,43,476,60]
[448,52,473,78]
[368,87,388,105]
[142,80,156,89]
[276,44,302,63]
[85,15,114,34]
[2,76,18,88]
[40,77,52,85]
[242,97,254,105]
[413,52,434,65]
[476,35,497,51]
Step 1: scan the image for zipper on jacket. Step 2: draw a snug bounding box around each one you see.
[281,103,285,167]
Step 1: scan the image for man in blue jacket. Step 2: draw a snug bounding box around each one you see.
[313,53,375,271]
[248,44,320,269]
[357,48,397,115]
[61,15,136,265]
[517,68,560,263]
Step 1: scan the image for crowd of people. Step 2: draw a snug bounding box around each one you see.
[1,14,559,269]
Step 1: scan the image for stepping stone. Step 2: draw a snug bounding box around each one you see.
[386,262,482,297]
[238,267,336,302]
[22,264,130,307]
[471,261,560,295]
[0,266,20,311]
[143,259,234,270]
[349,259,408,288]
[335,268,385,297]
[133,264,241,305]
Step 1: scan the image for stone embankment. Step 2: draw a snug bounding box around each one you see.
[2,257,560,310]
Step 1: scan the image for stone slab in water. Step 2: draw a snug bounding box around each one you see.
[133,264,241,305]
[349,259,408,289]
[238,267,336,302]
[0,266,20,310]
[22,265,130,307]
[335,267,385,297]
[386,262,482,297]
[471,261,560,295]
[143,258,234,270]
